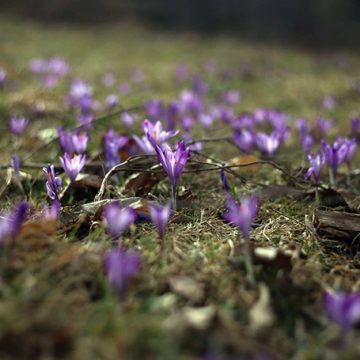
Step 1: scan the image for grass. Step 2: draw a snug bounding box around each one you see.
[0,16,360,359]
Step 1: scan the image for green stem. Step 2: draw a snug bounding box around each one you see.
[329,168,335,187]
[241,233,256,287]
[171,183,177,211]
[315,186,320,206]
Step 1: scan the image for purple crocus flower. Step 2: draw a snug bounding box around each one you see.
[133,135,155,154]
[119,82,131,95]
[199,113,214,130]
[59,153,86,182]
[154,141,189,189]
[351,117,360,138]
[316,117,334,137]
[72,131,88,154]
[322,95,336,110]
[104,201,136,239]
[305,152,325,184]
[102,71,116,87]
[29,58,47,74]
[324,291,360,331]
[220,167,230,192]
[149,201,171,242]
[12,154,20,177]
[104,247,140,297]
[58,128,74,155]
[0,201,28,244]
[223,193,258,240]
[144,100,165,121]
[180,116,193,133]
[335,137,357,168]
[43,164,62,201]
[77,113,94,132]
[233,129,255,152]
[300,133,314,154]
[321,140,348,182]
[223,90,241,105]
[47,57,69,77]
[9,116,29,137]
[121,112,136,131]
[256,132,280,157]
[104,129,128,170]
[154,141,189,208]
[0,68,6,88]
[106,94,119,109]
[295,118,310,135]
[143,119,178,147]
[42,200,61,221]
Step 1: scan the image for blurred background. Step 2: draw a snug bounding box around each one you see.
[2,0,360,48]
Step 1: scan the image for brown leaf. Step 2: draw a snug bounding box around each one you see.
[123,171,166,196]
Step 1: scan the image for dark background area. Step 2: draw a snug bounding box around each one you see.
[2,0,360,47]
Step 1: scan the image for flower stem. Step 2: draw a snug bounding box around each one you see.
[315,186,320,206]
[241,233,256,287]
[171,184,177,211]
[329,168,335,187]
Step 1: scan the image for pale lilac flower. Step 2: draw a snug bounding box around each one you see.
[131,69,144,83]
[180,116,193,133]
[143,119,178,147]
[104,201,136,239]
[305,152,325,184]
[192,75,208,94]
[104,129,128,170]
[351,117,360,137]
[72,131,88,154]
[256,132,280,156]
[47,57,69,76]
[316,117,334,136]
[29,58,47,74]
[102,72,116,87]
[119,82,131,95]
[155,141,189,207]
[77,113,94,132]
[0,201,28,244]
[300,133,314,154]
[58,128,74,155]
[233,129,255,152]
[43,164,62,201]
[321,140,348,180]
[121,112,136,131]
[12,154,20,177]
[149,202,171,241]
[42,200,61,221]
[154,141,189,189]
[295,118,310,135]
[223,90,241,105]
[323,95,336,110]
[324,291,360,331]
[106,94,119,109]
[104,247,140,297]
[178,90,203,113]
[335,137,357,168]
[174,63,188,82]
[223,193,258,240]
[9,116,29,137]
[144,100,165,121]
[0,68,6,88]
[59,153,86,182]
[133,135,155,154]
[199,113,214,129]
